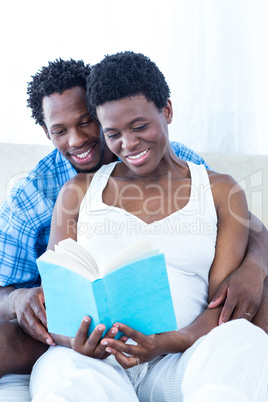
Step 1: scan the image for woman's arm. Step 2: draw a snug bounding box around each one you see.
[171,173,250,344]
[207,172,249,301]
[46,173,125,355]
[175,173,249,342]
[47,173,88,249]
[166,172,250,347]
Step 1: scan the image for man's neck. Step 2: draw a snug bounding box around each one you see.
[102,146,118,165]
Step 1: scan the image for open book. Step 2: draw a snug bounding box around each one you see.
[37,238,177,338]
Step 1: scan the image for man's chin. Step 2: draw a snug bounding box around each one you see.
[73,164,101,173]
[70,149,105,174]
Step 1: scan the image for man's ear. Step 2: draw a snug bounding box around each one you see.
[42,125,51,140]
[163,99,173,124]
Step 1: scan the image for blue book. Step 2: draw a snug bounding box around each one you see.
[37,239,177,338]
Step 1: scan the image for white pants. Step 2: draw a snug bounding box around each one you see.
[0,374,31,401]
[30,320,268,401]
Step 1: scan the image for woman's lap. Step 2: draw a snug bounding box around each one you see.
[28,319,268,401]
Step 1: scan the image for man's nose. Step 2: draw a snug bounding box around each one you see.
[68,128,88,147]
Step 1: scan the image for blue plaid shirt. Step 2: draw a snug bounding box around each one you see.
[0,142,210,288]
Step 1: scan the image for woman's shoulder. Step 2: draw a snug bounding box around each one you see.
[56,173,94,213]
[207,169,246,207]
[61,173,93,193]
[207,169,239,189]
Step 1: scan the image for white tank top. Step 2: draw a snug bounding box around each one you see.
[78,161,217,330]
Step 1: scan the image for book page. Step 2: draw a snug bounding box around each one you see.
[56,238,99,277]
[39,239,159,281]
[103,240,159,276]
[38,248,97,281]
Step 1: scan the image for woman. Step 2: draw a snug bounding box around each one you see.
[30,52,268,401]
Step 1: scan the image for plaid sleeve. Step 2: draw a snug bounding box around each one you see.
[170,141,212,170]
[0,179,54,288]
[0,150,75,289]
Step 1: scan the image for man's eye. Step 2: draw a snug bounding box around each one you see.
[53,129,65,136]
[81,119,93,126]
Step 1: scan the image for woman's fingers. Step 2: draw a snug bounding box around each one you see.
[104,345,141,369]
[112,323,146,343]
[72,317,104,352]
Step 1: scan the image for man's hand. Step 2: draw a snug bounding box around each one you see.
[208,264,264,324]
[9,287,56,346]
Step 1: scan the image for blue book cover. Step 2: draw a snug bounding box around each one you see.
[37,240,177,338]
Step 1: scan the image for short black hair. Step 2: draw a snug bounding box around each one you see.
[27,58,91,126]
[87,51,170,119]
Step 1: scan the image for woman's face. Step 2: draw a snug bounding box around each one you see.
[97,95,173,177]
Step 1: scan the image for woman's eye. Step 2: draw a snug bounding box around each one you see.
[133,124,148,131]
[107,133,119,139]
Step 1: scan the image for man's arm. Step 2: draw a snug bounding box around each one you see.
[209,213,268,331]
[0,165,58,344]
[0,319,49,377]
[248,213,268,276]
[0,285,53,377]
[0,198,55,345]
[0,285,56,345]
[0,285,16,319]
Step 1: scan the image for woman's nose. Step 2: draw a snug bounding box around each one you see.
[121,133,140,150]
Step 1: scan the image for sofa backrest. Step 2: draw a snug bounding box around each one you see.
[201,153,268,229]
[1,143,53,205]
[0,143,267,227]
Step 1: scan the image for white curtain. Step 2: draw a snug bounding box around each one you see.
[167,0,268,154]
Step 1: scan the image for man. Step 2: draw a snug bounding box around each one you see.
[0,58,267,379]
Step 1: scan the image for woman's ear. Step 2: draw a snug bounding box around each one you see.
[163,99,173,124]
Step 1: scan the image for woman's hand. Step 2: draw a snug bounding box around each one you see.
[63,317,128,359]
[100,323,184,369]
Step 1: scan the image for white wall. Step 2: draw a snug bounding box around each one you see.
[1,0,267,154]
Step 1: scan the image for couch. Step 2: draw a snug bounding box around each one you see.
[1,142,267,226]
[0,142,267,400]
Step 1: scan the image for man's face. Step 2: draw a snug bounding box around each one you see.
[42,86,109,172]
